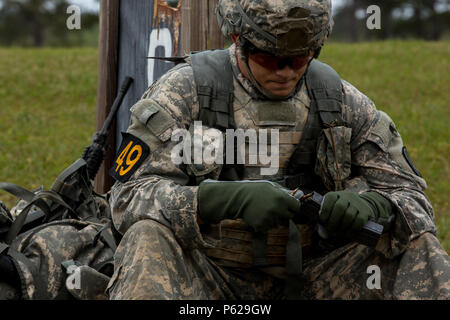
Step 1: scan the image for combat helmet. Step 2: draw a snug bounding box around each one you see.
[215,0,333,100]
[216,0,333,57]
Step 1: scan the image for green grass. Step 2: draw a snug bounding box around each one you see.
[320,41,449,252]
[0,41,448,252]
[0,48,98,203]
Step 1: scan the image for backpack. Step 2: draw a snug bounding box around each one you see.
[0,159,119,299]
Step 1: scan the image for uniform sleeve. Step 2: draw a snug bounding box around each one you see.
[109,64,217,250]
[341,80,436,258]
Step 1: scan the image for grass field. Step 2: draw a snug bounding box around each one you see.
[0,41,448,252]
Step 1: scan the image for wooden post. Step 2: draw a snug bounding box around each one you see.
[208,0,224,50]
[181,0,224,54]
[95,0,224,193]
[181,0,202,53]
[95,0,120,194]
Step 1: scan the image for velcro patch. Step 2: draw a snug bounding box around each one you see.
[372,111,394,148]
[257,101,297,126]
[109,132,150,183]
[130,99,176,141]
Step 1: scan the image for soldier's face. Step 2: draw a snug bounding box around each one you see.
[233,36,312,97]
[247,53,312,97]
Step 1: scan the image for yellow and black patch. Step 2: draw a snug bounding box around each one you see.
[109,132,150,183]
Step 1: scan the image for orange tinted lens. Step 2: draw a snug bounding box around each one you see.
[249,53,280,70]
[290,56,311,69]
[249,53,310,70]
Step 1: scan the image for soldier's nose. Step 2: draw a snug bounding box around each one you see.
[274,65,296,80]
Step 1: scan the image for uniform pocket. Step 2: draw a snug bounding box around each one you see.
[130,99,177,142]
[315,126,352,191]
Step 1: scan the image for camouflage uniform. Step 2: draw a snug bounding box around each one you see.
[107,1,450,300]
[4,219,115,300]
[0,169,116,300]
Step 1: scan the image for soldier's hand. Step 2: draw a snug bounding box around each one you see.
[319,191,392,234]
[197,180,301,233]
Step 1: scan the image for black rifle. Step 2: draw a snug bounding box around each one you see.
[82,76,134,180]
[295,190,384,248]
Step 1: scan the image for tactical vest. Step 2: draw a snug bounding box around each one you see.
[190,49,344,190]
[189,49,346,273]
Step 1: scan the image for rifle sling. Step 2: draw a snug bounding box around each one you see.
[4,190,78,245]
[0,183,51,216]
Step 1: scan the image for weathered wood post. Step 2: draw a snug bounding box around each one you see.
[95,0,224,194]
[95,0,119,194]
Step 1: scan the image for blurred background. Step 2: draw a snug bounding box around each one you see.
[0,0,100,47]
[0,0,449,47]
[332,0,450,41]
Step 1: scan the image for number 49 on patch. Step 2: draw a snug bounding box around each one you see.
[109,132,150,183]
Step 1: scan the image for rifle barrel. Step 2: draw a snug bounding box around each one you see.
[100,76,134,136]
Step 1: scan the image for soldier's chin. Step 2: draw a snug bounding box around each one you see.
[265,83,296,98]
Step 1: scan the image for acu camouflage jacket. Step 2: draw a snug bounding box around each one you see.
[109,44,436,259]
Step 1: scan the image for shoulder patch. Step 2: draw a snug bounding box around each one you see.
[372,111,392,148]
[109,132,150,183]
[130,99,176,142]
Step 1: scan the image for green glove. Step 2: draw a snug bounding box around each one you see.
[319,191,393,233]
[197,180,301,233]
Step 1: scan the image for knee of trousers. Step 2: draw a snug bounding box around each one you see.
[115,219,179,263]
[122,219,174,246]
[127,219,171,236]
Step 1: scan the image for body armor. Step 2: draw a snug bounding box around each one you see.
[190,49,346,268]
[191,49,344,190]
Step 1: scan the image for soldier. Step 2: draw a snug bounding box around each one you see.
[107,0,449,299]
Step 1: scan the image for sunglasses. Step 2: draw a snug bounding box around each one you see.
[249,51,312,71]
